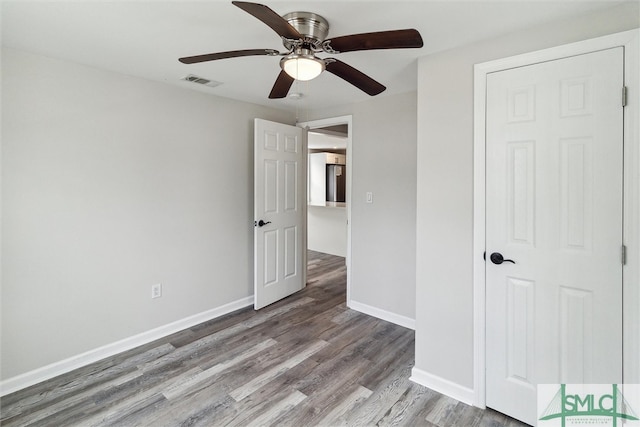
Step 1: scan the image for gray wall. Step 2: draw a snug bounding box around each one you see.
[309,92,418,322]
[1,48,294,380]
[415,2,640,390]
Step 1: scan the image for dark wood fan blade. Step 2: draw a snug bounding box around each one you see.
[325,59,386,96]
[179,49,279,64]
[232,1,302,40]
[269,71,295,99]
[323,29,423,53]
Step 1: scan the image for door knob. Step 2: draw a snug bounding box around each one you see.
[257,220,271,227]
[490,252,515,265]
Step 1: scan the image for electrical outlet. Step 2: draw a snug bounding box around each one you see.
[151,283,162,299]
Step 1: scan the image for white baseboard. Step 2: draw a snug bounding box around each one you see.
[410,367,475,406]
[0,296,254,396]
[348,300,415,330]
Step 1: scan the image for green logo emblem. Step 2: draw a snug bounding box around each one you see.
[539,384,639,427]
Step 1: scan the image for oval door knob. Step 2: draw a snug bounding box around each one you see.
[490,252,515,265]
[257,220,271,227]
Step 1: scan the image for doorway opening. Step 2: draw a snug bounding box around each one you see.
[299,116,352,305]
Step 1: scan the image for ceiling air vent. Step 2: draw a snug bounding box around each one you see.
[182,74,222,88]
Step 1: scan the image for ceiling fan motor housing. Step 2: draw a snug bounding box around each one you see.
[282,11,329,49]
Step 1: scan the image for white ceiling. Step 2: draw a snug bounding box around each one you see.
[1,0,628,111]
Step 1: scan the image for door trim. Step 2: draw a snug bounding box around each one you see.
[298,115,353,305]
[472,29,640,408]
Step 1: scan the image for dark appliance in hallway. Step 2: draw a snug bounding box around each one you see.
[326,164,346,203]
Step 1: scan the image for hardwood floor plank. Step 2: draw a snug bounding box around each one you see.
[216,358,320,426]
[240,389,307,427]
[358,332,414,391]
[162,338,277,400]
[315,384,373,426]
[450,402,486,427]
[293,340,375,398]
[122,377,233,427]
[90,393,167,427]
[0,369,145,427]
[478,408,514,427]
[80,365,211,426]
[272,357,372,427]
[338,368,414,426]
[312,316,379,363]
[425,394,464,426]
[0,342,173,422]
[80,366,202,427]
[229,340,328,402]
[376,382,436,427]
[331,307,364,324]
[204,387,305,427]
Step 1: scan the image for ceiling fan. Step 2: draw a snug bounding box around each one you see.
[179,1,424,99]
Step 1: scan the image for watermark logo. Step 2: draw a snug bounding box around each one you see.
[538,384,640,426]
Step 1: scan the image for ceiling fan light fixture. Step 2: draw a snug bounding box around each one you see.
[281,55,325,81]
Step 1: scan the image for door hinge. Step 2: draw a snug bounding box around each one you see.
[622,245,627,265]
[622,86,628,107]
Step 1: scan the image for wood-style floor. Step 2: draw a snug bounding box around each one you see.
[1,251,528,427]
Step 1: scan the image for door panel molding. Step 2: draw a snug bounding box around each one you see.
[473,29,639,409]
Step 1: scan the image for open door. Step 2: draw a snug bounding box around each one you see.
[254,118,306,310]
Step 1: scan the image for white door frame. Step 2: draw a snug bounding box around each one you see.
[298,115,353,304]
[472,29,640,408]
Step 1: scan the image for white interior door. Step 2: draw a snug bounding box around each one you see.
[485,47,624,425]
[254,118,305,310]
